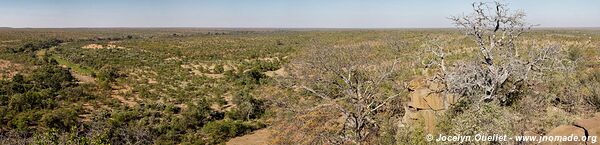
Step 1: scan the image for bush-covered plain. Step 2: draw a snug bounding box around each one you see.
[1,27,599,144]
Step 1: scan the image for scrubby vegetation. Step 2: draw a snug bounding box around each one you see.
[1,29,280,144]
[1,4,599,143]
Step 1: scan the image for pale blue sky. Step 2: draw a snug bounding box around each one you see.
[0,0,598,28]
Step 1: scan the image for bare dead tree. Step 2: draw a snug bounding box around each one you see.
[420,38,453,109]
[431,1,575,103]
[289,44,400,144]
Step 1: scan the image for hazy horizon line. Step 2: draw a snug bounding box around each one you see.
[3,26,600,29]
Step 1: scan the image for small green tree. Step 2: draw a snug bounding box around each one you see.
[97,65,119,90]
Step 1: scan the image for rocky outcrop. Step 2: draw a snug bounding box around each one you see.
[402,77,458,133]
[543,113,600,145]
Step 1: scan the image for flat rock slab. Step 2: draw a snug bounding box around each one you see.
[574,118,600,131]
[420,110,437,134]
[543,125,586,145]
[409,88,431,109]
[424,93,445,110]
[546,125,585,136]
[574,117,600,139]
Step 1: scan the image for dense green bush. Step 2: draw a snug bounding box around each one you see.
[214,64,225,73]
[8,90,55,112]
[9,110,43,131]
[226,68,267,86]
[8,39,63,53]
[226,89,265,120]
[39,108,78,130]
[31,65,74,90]
[201,120,264,144]
[0,62,84,135]
[250,60,281,72]
[97,65,119,90]
[182,98,222,128]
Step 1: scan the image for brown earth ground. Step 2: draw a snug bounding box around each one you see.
[0,59,23,79]
[226,128,273,145]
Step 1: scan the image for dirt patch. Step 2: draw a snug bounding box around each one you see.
[148,78,158,84]
[164,57,182,61]
[82,44,103,49]
[199,72,225,79]
[0,59,23,79]
[1,40,21,43]
[82,44,125,49]
[187,68,225,79]
[209,92,236,112]
[175,103,188,111]
[243,57,284,62]
[183,62,237,72]
[71,72,96,84]
[265,67,287,77]
[226,129,272,145]
[79,103,95,122]
[111,85,139,107]
[0,60,13,68]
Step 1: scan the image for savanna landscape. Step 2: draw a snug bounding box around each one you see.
[1,1,600,145]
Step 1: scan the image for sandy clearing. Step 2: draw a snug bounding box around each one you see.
[265,67,287,77]
[0,59,23,79]
[71,71,96,84]
[82,43,125,49]
[189,69,225,79]
[226,129,272,145]
[111,85,139,107]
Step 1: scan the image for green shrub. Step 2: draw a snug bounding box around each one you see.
[226,68,267,86]
[214,64,224,73]
[9,39,63,53]
[8,90,55,111]
[40,108,78,130]
[31,65,74,90]
[10,110,43,131]
[2,74,27,96]
[182,98,221,128]
[108,110,140,127]
[226,89,265,120]
[97,65,119,90]
[58,85,91,101]
[252,60,281,71]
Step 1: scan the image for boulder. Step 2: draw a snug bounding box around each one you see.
[424,93,445,110]
[420,110,437,134]
[574,118,600,138]
[546,125,585,136]
[402,105,419,125]
[543,125,585,145]
[401,113,414,125]
[404,105,420,119]
[587,128,600,144]
[573,118,600,131]
[409,89,431,109]
[411,88,431,98]
[408,77,425,91]
[427,80,445,92]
